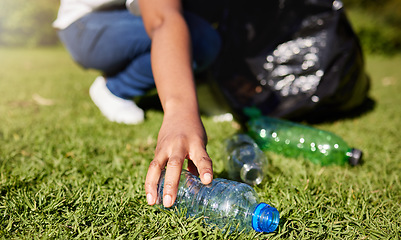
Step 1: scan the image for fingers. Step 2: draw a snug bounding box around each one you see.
[162,155,184,207]
[145,157,165,206]
[187,160,199,176]
[145,138,213,208]
[189,148,213,185]
[145,146,186,208]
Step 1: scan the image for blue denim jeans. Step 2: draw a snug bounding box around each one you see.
[58,10,221,99]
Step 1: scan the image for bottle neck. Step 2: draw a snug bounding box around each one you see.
[240,163,264,186]
[252,202,280,233]
[346,148,363,166]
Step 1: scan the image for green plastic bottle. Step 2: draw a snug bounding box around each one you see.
[244,108,362,166]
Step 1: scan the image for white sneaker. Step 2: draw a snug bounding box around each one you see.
[89,76,144,124]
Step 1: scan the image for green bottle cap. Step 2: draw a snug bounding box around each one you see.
[243,107,263,119]
[348,148,363,166]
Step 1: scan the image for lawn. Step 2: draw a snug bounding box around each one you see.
[0,47,400,239]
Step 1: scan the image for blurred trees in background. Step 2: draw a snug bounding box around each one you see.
[343,0,401,54]
[0,0,400,54]
[0,0,59,46]
[344,0,401,25]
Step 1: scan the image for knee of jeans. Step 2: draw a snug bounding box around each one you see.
[184,12,222,72]
[205,29,222,61]
[193,28,222,73]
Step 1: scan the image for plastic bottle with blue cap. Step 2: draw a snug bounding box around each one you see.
[156,169,279,233]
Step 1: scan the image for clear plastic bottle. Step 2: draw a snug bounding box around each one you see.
[225,134,268,185]
[156,169,279,233]
[245,109,363,166]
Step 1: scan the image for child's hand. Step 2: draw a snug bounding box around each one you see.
[145,112,213,207]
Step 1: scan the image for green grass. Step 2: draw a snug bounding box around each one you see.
[1,47,400,239]
[345,7,401,55]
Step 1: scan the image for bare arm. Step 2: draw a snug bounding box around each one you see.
[139,0,213,208]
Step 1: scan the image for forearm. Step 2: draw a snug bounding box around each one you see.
[151,13,206,146]
[140,0,200,119]
[153,18,197,112]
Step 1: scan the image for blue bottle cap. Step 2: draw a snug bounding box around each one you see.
[252,202,280,233]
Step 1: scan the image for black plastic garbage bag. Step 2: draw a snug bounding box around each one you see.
[186,0,370,122]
